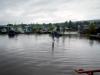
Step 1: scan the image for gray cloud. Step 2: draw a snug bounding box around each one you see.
[0,0,100,24]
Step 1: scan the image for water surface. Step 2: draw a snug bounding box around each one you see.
[0,34,100,75]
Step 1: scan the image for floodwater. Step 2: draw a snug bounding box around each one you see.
[0,34,100,75]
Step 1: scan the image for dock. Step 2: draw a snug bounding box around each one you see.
[90,35,100,39]
[60,32,78,36]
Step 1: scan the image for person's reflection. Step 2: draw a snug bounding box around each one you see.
[89,39,94,46]
[62,36,65,47]
[68,34,71,38]
[52,41,54,51]
[51,36,60,51]
[8,34,16,38]
[51,38,55,55]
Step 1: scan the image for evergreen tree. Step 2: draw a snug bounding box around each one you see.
[88,22,96,34]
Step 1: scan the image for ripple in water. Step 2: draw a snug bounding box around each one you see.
[0,34,100,75]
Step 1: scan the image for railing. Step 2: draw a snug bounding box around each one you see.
[75,69,100,75]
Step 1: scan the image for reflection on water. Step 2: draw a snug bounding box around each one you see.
[52,41,54,51]
[0,34,100,75]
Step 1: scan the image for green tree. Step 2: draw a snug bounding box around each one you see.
[88,22,96,34]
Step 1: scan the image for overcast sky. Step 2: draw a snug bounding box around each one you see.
[0,0,100,24]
